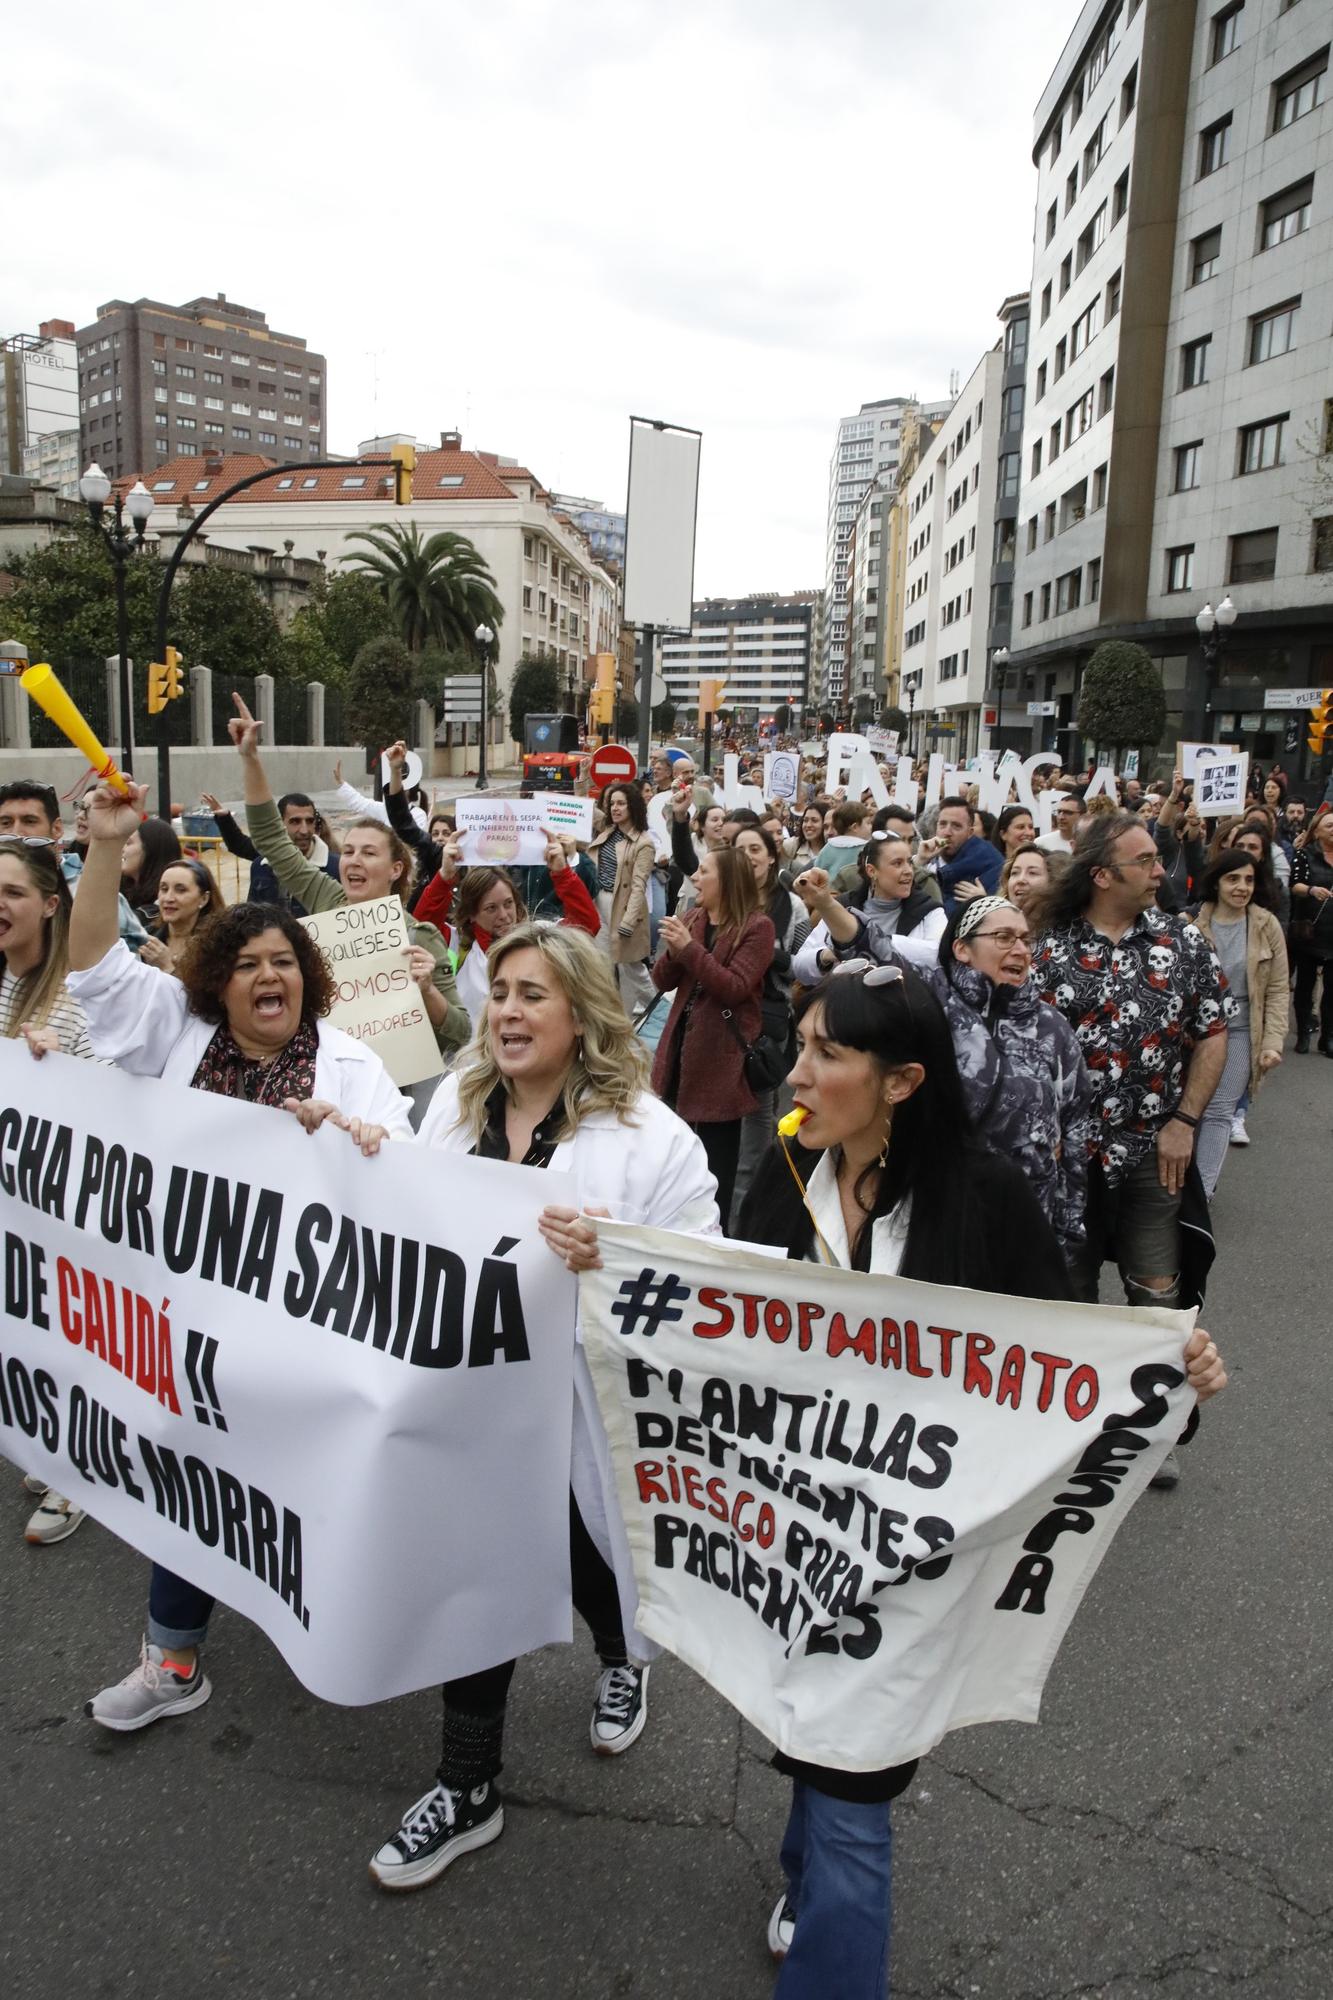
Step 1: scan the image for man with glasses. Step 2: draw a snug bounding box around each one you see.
[0,781,146,950]
[1031,814,1232,1485]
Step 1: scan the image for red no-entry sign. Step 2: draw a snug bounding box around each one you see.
[589,743,638,788]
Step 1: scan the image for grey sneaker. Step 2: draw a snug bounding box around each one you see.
[767,1894,796,1960]
[590,1662,649,1755]
[22,1473,49,1495]
[369,1780,503,1892]
[24,1491,85,1544]
[86,1640,212,1732]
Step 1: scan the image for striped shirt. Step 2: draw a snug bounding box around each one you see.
[0,968,94,1060]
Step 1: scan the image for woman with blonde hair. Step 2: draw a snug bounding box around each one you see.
[367,924,719,1894]
[1,838,94,1545]
[652,844,776,1221]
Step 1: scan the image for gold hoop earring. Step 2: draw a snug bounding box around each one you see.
[878,1101,895,1169]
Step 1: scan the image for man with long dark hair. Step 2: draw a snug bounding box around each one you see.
[1030,813,1232,1483]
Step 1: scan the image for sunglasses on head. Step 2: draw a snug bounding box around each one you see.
[831,956,904,988]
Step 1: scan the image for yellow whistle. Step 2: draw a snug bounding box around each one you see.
[777,1107,809,1138]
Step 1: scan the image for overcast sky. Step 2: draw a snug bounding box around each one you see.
[8,0,1079,594]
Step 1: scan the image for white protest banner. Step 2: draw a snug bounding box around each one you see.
[0,1048,577,1704]
[764,752,801,803]
[1194,750,1250,817]
[532,791,595,842]
[1178,740,1239,785]
[582,1222,1194,1772]
[864,727,899,758]
[455,796,548,867]
[299,898,443,1089]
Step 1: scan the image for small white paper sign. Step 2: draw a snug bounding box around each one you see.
[1194,751,1250,817]
[1178,741,1240,784]
[532,792,595,841]
[764,752,801,802]
[379,748,424,791]
[455,796,549,867]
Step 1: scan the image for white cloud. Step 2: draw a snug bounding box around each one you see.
[5,0,1077,592]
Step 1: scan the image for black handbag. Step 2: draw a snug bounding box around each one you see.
[720,1005,789,1093]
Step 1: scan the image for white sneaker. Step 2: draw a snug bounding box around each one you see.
[590,1663,649,1755]
[1229,1114,1250,1146]
[86,1640,212,1731]
[22,1473,49,1495]
[24,1491,85,1544]
[767,1894,796,1960]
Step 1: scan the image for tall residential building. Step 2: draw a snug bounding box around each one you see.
[820,395,954,714]
[549,494,627,567]
[986,295,1032,749]
[898,341,1007,763]
[21,429,82,500]
[660,593,818,722]
[1,320,78,476]
[76,294,328,482]
[1011,0,1333,778]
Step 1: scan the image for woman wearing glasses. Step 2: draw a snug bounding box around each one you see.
[796,877,1092,1255]
[737,961,1225,1998]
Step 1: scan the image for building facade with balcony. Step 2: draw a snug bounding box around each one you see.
[1010,0,1333,781]
[660,593,817,723]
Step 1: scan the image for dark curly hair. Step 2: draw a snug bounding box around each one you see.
[176,904,336,1025]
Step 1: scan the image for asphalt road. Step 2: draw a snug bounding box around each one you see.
[3,1034,1331,2000]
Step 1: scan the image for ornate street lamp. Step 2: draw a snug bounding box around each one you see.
[1195,594,1238,668]
[80,463,154,773]
[474,623,495,790]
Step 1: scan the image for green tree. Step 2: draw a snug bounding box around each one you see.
[652,698,678,734]
[345,635,422,752]
[773,703,792,733]
[173,564,285,683]
[343,521,503,654]
[619,697,640,740]
[2,525,163,666]
[508,655,559,741]
[879,705,909,735]
[1077,642,1167,755]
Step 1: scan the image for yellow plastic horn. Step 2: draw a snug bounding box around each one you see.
[777,1106,810,1138]
[20,663,130,796]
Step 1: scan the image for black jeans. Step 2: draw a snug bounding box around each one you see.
[692,1118,742,1226]
[437,1491,626,1789]
[1292,953,1333,1039]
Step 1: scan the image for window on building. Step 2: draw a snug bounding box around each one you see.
[1099,366,1116,415]
[178,416,196,430]
[1034,361,1048,403]
[1060,252,1073,296]
[1174,441,1202,490]
[998,453,1020,498]
[1229,526,1279,581]
[1023,591,1034,628]
[153,333,167,351]
[341,475,367,488]
[1049,118,1063,166]
[203,370,223,386]
[177,443,198,456]
[1093,462,1109,508]
[204,397,223,411]
[1249,299,1299,362]
[1066,167,1080,214]
[1041,282,1052,324]
[204,422,224,436]
[1273,48,1327,129]
[1056,569,1082,614]
[1198,114,1232,177]
[1166,545,1195,592]
[1260,176,1314,249]
[1060,478,1090,531]
[154,386,168,404]
[233,427,251,440]
[1044,501,1057,542]
[1121,62,1138,121]
[1239,414,1287,472]
[1112,168,1130,222]
[231,402,251,416]
[1027,515,1039,552]
[1071,300,1100,357]
[177,391,196,406]
[1046,201,1058,244]
[175,364,195,379]
[1067,391,1096,445]
[1210,2,1244,63]
[1181,335,1212,387]
[154,412,168,428]
[1087,556,1102,602]
[174,338,194,352]
[1055,336,1068,380]
[1077,203,1108,270]
[1040,583,1052,620]
[152,358,166,376]
[276,477,295,490]
[1190,225,1222,283]
[1001,384,1025,433]
[1105,267,1123,318]
[258,431,277,445]
[1312,517,1333,572]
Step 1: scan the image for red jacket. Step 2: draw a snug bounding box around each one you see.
[651,907,775,1122]
[414,863,600,943]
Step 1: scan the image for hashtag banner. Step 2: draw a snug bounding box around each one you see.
[581,1219,1195,1772]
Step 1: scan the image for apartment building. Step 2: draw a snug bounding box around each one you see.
[986,295,1032,750]
[1011,0,1333,777]
[1,320,78,477]
[76,295,328,482]
[897,347,1006,762]
[661,593,817,721]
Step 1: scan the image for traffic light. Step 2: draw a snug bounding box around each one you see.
[698,677,727,721]
[591,652,616,727]
[148,646,183,716]
[1307,689,1333,759]
[390,441,416,505]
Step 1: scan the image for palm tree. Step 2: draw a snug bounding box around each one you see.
[342,522,504,655]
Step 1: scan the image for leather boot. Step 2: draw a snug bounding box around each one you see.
[1295,1027,1311,1053]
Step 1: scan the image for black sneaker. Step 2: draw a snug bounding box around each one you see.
[590,1662,649,1755]
[1150,1448,1182,1491]
[368,1779,503,1892]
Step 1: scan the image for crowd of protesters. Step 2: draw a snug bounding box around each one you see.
[7,704,1292,2000]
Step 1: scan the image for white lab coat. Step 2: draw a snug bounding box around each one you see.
[66,942,414,1135]
[418,1074,720,1661]
[793,907,945,986]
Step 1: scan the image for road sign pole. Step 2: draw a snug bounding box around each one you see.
[636,624,654,777]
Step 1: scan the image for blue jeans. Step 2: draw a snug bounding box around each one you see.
[775,1782,893,1998]
[148,1564,214,1650]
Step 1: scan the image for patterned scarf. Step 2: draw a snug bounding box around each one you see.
[189,1016,319,1105]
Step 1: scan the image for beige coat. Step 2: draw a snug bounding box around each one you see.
[1194,902,1289,1093]
[587,827,655,963]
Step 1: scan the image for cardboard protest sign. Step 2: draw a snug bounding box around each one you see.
[764,752,801,802]
[533,792,595,842]
[299,897,443,1088]
[1178,741,1240,785]
[582,1221,1194,1772]
[0,1048,577,1704]
[455,796,548,867]
[1194,751,1250,817]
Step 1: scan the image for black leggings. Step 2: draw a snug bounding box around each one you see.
[692,1118,742,1225]
[437,1492,625,1789]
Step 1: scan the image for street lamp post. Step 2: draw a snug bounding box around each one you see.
[1195,594,1238,669]
[473,623,494,790]
[79,463,154,776]
[993,646,1009,748]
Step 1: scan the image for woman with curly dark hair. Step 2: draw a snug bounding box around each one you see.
[62,776,413,1738]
